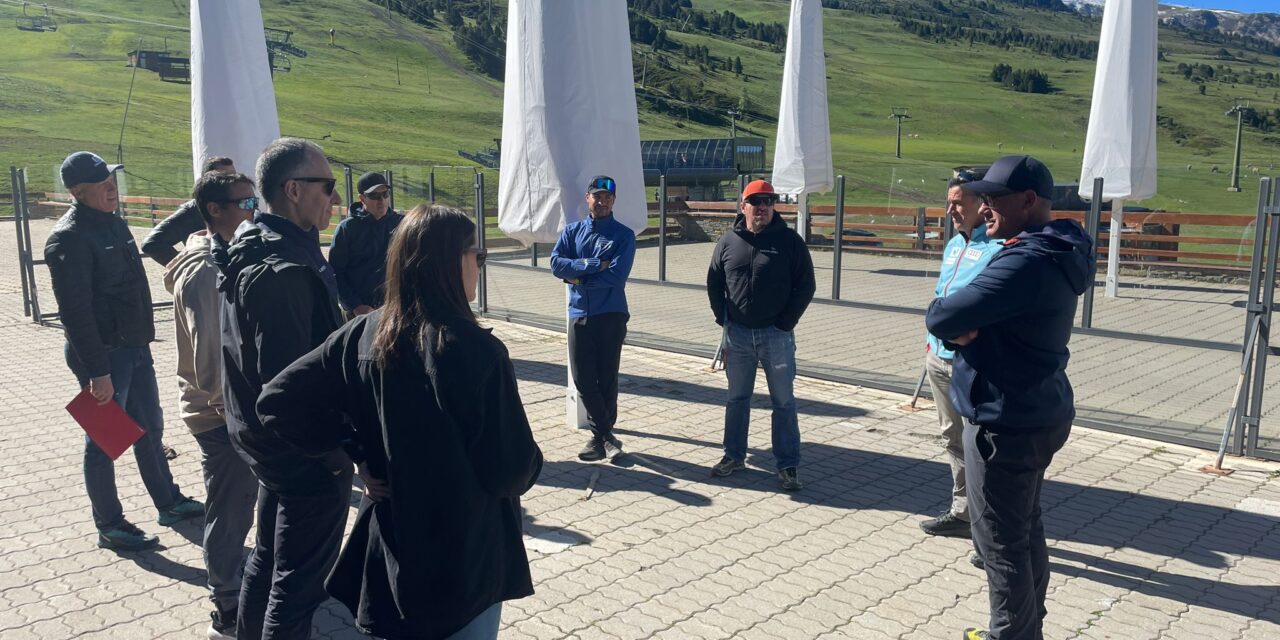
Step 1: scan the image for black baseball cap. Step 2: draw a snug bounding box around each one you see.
[357,171,389,194]
[961,155,1054,200]
[587,175,616,194]
[60,152,122,189]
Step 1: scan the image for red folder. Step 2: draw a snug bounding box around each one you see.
[66,389,145,460]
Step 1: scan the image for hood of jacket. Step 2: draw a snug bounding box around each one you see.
[163,230,214,295]
[213,215,317,295]
[1004,219,1095,296]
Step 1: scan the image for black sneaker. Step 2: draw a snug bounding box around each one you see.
[920,511,972,538]
[97,520,160,551]
[208,602,237,640]
[711,455,745,477]
[969,552,985,570]
[578,435,606,461]
[778,467,803,491]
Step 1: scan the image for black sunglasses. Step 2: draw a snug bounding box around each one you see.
[364,189,389,201]
[217,196,258,211]
[953,168,983,184]
[469,247,488,268]
[285,176,337,195]
[746,195,778,206]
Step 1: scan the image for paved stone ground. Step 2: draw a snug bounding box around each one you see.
[4,219,1280,639]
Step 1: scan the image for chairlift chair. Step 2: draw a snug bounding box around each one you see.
[15,2,57,32]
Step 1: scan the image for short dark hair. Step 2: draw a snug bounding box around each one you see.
[201,156,235,174]
[193,172,254,226]
[256,137,323,206]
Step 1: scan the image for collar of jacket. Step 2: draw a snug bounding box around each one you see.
[587,212,615,230]
[256,211,320,247]
[70,201,116,219]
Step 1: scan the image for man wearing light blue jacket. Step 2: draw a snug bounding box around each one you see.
[919,167,1004,542]
[551,175,637,462]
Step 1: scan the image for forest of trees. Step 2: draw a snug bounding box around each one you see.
[899,19,1097,60]
[990,64,1053,93]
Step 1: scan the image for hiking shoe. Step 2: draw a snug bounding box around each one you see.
[97,521,160,551]
[969,552,985,570]
[578,435,606,462]
[162,443,178,460]
[778,467,803,491]
[603,434,624,459]
[711,455,745,477]
[920,511,972,538]
[963,628,988,639]
[157,496,204,526]
[208,603,237,640]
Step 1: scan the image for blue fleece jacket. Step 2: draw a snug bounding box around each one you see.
[925,224,1004,360]
[925,219,1095,431]
[549,213,636,318]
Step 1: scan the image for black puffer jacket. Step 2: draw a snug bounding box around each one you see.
[141,199,204,265]
[44,203,155,378]
[258,312,542,639]
[706,213,816,331]
[213,212,356,493]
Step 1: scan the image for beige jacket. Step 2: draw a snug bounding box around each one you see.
[162,231,224,434]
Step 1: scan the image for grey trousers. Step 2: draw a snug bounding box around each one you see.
[925,351,968,520]
[193,425,258,610]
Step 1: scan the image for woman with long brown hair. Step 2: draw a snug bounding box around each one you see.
[257,204,543,639]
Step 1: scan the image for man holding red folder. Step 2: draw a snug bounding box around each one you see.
[45,151,204,551]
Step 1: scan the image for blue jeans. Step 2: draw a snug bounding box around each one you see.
[722,322,801,470]
[69,345,182,530]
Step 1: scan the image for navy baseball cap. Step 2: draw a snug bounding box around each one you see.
[587,175,616,194]
[961,155,1054,200]
[60,152,122,189]
[357,171,389,194]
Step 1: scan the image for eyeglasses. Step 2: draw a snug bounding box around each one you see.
[218,196,258,211]
[364,189,389,201]
[953,167,983,184]
[468,247,488,268]
[284,177,337,195]
[746,195,778,207]
[588,177,616,193]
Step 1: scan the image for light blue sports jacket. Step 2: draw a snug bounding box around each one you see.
[925,224,1004,360]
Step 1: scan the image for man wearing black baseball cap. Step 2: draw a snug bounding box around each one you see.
[44,151,204,551]
[329,171,403,316]
[926,155,1095,640]
[550,175,637,461]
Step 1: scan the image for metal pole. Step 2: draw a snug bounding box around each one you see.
[428,170,436,203]
[895,117,903,158]
[1104,199,1124,297]
[1081,177,1104,328]
[737,173,747,200]
[17,168,41,322]
[1237,177,1271,455]
[384,169,395,211]
[1228,108,1244,192]
[658,174,668,282]
[832,175,845,300]
[1243,177,1280,457]
[475,172,487,314]
[343,166,354,214]
[1212,313,1262,472]
[11,167,31,317]
[530,243,538,267]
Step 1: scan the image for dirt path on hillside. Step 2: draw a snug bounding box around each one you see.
[362,3,502,99]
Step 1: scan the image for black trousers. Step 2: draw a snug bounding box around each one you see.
[964,420,1071,640]
[568,312,629,438]
[237,470,353,640]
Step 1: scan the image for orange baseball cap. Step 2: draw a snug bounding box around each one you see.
[741,180,776,201]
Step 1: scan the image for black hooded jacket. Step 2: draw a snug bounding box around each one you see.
[328,203,402,311]
[44,202,156,378]
[213,212,357,493]
[257,312,542,639]
[926,219,1096,431]
[141,199,205,265]
[706,213,816,331]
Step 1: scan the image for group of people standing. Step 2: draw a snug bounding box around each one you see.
[44,140,1090,640]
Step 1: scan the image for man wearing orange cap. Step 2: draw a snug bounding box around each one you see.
[706,180,815,491]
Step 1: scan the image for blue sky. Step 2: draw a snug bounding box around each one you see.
[1164,1,1277,13]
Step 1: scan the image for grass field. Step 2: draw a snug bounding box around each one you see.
[0,0,1277,216]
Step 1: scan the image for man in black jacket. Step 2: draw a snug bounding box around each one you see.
[141,156,237,265]
[706,180,815,491]
[926,156,1094,640]
[328,171,402,316]
[44,152,203,551]
[215,138,363,639]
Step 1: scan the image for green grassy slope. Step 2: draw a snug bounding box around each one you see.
[0,0,1277,214]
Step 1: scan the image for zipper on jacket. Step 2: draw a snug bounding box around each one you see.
[940,236,971,297]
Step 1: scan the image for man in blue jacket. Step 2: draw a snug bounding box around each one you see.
[919,166,1003,551]
[926,155,1094,640]
[550,176,637,462]
[329,172,402,316]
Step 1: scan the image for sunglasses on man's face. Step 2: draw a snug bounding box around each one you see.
[364,189,389,201]
[589,177,616,193]
[468,247,488,268]
[285,176,337,195]
[953,168,982,184]
[218,196,258,211]
[746,195,778,207]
